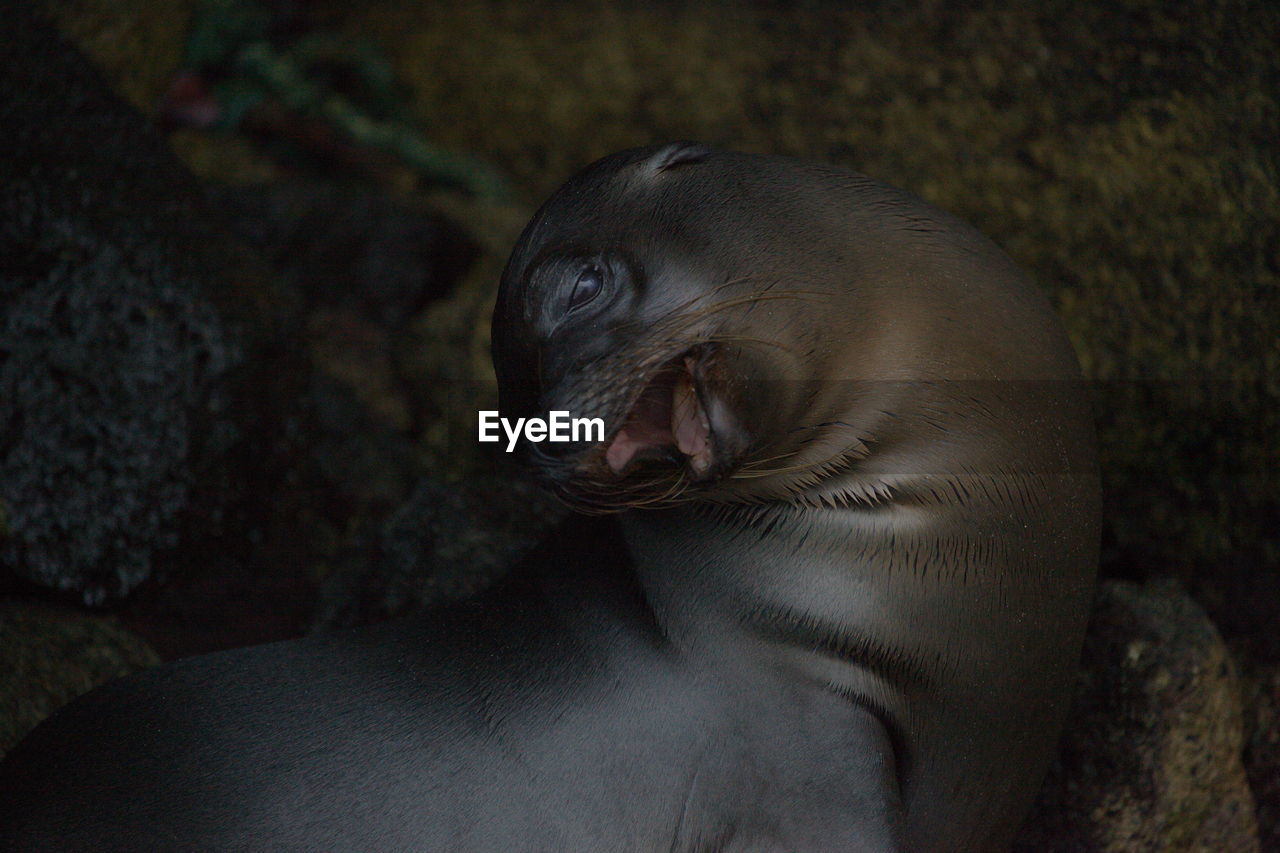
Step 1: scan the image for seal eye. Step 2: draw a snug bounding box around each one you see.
[568,266,604,311]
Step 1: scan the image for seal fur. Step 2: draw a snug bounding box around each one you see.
[493,142,1100,851]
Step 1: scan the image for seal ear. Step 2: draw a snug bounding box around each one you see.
[646,141,711,174]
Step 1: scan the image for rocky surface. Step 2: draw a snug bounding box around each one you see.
[314,473,565,630]
[1,10,236,603]
[1014,579,1259,851]
[206,180,477,330]
[1241,663,1280,851]
[0,601,158,755]
[1,10,479,648]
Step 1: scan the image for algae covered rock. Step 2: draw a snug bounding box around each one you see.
[1015,579,1259,851]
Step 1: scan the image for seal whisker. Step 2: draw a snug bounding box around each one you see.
[729,443,868,481]
[734,448,804,471]
[701,334,794,353]
[613,274,769,335]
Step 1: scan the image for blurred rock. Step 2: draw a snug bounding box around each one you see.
[206,180,476,329]
[202,178,482,510]
[1,11,478,625]
[306,371,419,512]
[1014,579,1259,851]
[1241,664,1280,851]
[314,473,565,630]
[1,10,235,603]
[40,0,196,115]
[0,600,158,756]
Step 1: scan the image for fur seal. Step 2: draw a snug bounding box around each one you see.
[0,144,1098,852]
[492,142,1099,851]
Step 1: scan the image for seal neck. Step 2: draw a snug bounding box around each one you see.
[618,502,851,668]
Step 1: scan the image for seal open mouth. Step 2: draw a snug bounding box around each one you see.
[605,354,715,478]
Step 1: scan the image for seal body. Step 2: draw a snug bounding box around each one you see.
[1,525,900,851]
[493,143,1099,852]
[1,145,1097,852]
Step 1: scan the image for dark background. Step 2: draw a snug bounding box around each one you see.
[1,0,1276,847]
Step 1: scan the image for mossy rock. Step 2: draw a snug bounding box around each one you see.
[0,600,159,756]
[41,0,196,114]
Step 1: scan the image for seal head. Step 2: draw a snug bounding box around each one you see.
[495,142,851,509]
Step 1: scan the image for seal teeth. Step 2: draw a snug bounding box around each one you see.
[672,360,712,475]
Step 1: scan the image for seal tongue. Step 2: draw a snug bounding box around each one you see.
[605,428,654,474]
[605,358,712,475]
[605,365,677,474]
